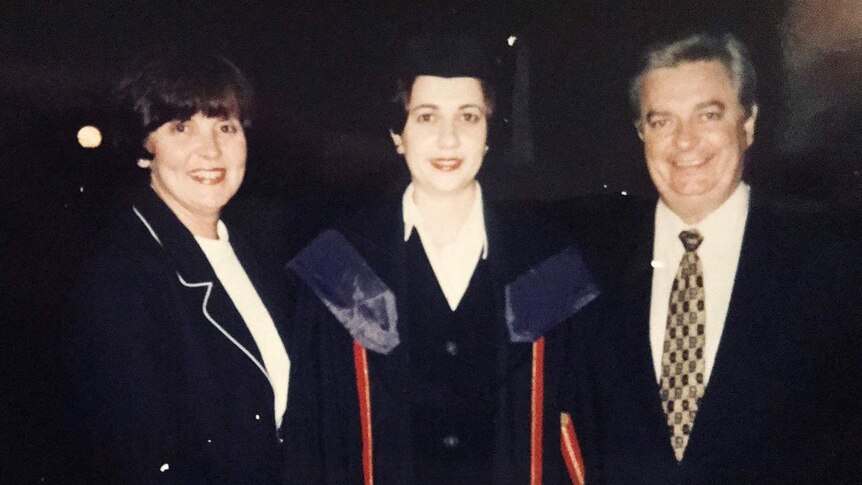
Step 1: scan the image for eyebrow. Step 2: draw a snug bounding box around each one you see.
[644,100,727,121]
[460,104,485,111]
[408,103,485,112]
[408,104,439,112]
[695,100,726,111]
[644,110,669,122]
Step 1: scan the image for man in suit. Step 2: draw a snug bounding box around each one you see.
[569,32,861,484]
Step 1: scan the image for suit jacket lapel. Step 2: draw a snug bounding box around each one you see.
[590,201,678,465]
[688,196,784,454]
[616,207,666,414]
[132,190,266,371]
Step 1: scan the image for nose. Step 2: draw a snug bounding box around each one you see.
[198,130,222,158]
[437,120,460,149]
[673,119,697,151]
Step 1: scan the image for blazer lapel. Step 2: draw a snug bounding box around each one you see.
[615,210,666,413]
[132,190,267,376]
[685,197,784,456]
[593,203,681,466]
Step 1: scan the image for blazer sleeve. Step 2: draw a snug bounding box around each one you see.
[63,244,187,484]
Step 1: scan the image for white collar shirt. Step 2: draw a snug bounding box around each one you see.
[402,182,489,311]
[649,183,750,386]
[196,221,291,429]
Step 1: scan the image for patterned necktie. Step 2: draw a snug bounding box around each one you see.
[660,229,706,462]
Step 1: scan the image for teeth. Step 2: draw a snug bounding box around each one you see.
[431,158,462,171]
[190,169,226,184]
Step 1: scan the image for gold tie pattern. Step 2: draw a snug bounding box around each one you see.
[660,229,705,462]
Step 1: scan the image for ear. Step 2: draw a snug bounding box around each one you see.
[138,136,155,168]
[389,130,405,155]
[635,121,645,141]
[743,104,758,147]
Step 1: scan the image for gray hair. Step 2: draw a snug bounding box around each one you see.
[629,32,757,121]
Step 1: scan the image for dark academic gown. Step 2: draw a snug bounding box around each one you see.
[565,192,862,485]
[64,189,294,484]
[285,197,599,484]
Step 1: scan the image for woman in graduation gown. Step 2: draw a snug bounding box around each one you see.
[65,51,292,484]
[286,34,599,484]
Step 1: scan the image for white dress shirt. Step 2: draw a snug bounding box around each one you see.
[403,182,489,311]
[649,183,750,385]
[196,221,291,429]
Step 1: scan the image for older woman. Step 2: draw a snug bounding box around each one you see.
[65,51,290,484]
[287,34,599,484]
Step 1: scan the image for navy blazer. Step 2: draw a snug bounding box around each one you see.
[285,196,600,484]
[65,189,293,484]
[567,192,862,485]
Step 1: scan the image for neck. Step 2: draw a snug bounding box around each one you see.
[675,207,710,226]
[667,182,743,226]
[179,215,220,239]
[412,183,477,247]
[150,185,220,239]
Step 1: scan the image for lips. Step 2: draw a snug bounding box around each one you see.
[430,158,463,172]
[189,168,226,184]
[673,156,709,168]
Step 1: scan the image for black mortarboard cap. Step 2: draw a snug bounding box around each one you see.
[389,33,496,132]
[396,33,493,82]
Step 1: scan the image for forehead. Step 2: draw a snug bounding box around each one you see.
[640,60,739,112]
[408,75,486,108]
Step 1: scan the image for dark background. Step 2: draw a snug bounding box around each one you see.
[1,1,859,482]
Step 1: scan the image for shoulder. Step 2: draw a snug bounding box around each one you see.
[541,194,654,285]
[747,193,855,259]
[336,196,402,240]
[546,193,653,242]
[745,194,861,301]
[69,209,170,312]
[223,186,356,266]
[484,200,574,261]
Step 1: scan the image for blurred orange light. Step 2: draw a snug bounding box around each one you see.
[77,125,102,148]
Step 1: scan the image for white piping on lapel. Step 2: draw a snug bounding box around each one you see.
[133,205,163,247]
[175,273,272,385]
[131,205,272,385]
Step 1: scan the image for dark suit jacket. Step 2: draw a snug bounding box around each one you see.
[285,197,599,484]
[567,192,862,485]
[64,189,294,484]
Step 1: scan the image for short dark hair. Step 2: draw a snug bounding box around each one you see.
[629,32,757,122]
[389,33,495,133]
[113,49,254,163]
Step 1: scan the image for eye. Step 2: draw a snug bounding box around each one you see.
[462,112,483,123]
[220,123,239,134]
[172,121,187,133]
[647,118,669,129]
[416,112,435,123]
[701,111,723,121]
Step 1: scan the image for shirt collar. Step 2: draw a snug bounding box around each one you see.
[402,182,489,259]
[656,182,750,250]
